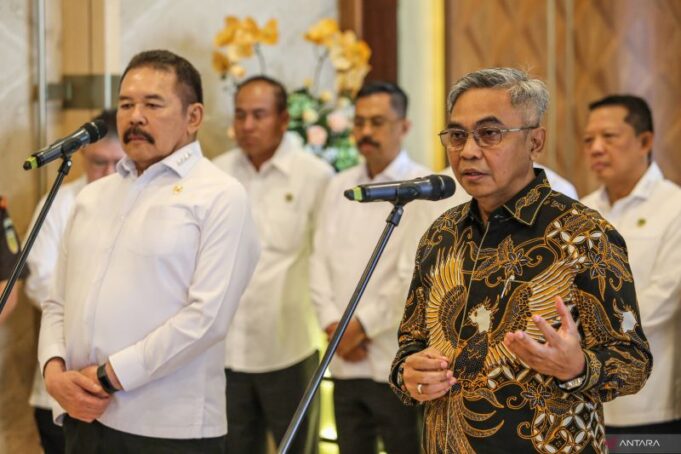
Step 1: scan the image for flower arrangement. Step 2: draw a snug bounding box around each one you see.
[212,16,279,86]
[212,16,371,171]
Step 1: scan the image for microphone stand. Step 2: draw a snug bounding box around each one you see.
[278,202,406,454]
[0,156,73,316]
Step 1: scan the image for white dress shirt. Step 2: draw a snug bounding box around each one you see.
[26,176,87,410]
[310,151,434,383]
[581,162,681,426]
[534,163,578,199]
[213,134,333,372]
[38,141,260,439]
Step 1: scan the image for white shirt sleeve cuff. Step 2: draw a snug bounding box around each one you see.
[38,346,66,376]
[109,345,147,392]
[50,397,66,426]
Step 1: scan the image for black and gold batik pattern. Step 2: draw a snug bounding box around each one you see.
[390,171,652,454]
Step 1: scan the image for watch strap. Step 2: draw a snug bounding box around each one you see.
[97,363,119,394]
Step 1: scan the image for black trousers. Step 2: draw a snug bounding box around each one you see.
[225,351,320,454]
[34,407,65,454]
[62,416,225,454]
[333,378,420,454]
[606,418,681,435]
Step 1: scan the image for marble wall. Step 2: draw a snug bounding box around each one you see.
[0,1,337,451]
[0,0,58,451]
[120,0,338,159]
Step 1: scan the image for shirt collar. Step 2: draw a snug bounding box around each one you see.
[117,141,202,179]
[595,161,664,207]
[467,168,552,226]
[361,150,410,182]
[627,162,663,201]
[236,133,295,176]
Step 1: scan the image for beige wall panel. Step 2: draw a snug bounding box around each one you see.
[572,0,681,193]
[0,0,46,451]
[446,0,681,196]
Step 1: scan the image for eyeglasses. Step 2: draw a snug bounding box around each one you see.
[438,125,538,150]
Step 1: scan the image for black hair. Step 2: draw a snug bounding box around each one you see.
[588,95,653,135]
[92,109,118,139]
[355,81,409,118]
[235,75,288,113]
[121,50,203,107]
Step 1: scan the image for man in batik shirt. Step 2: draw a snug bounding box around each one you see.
[389,68,652,453]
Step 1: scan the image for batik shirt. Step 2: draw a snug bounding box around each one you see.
[390,170,652,453]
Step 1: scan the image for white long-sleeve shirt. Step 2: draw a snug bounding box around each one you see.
[581,162,681,426]
[213,134,333,372]
[38,141,260,439]
[310,151,434,382]
[26,176,86,410]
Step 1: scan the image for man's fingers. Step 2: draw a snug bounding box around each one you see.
[71,372,103,395]
[532,315,561,346]
[504,331,547,365]
[405,348,449,371]
[410,377,456,401]
[555,296,577,333]
[408,368,454,386]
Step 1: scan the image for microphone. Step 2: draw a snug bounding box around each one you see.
[344,174,456,204]
[23,120,108,170]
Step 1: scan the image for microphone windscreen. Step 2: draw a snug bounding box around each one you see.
[428,174,456,200]
[84,119,108,142]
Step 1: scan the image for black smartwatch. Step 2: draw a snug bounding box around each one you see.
[97,363,119,394]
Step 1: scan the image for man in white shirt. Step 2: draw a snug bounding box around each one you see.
[311,81,430,453]
[213,76,332,454]
[581,94,681,435]
[26,109,124,454]
[38,50,260,453]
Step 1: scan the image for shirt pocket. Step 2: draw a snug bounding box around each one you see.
[126,206,197,256]
[261,208,306,255]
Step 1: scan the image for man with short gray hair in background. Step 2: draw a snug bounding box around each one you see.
[390,68,651,453]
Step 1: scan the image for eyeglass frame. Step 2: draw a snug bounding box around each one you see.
[438,125,539,150]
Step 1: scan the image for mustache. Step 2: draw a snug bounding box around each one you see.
[123,126,155,144]
[357,136,379,147]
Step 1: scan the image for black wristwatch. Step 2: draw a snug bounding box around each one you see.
[97,363,119,394]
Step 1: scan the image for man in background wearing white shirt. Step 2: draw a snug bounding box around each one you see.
[26,109,124,454]
[214,76,332,454]
[38,50,260,453]
[581,94,681,435]
[311,81,429,453]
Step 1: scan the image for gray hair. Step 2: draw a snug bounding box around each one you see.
[447,68,549,125]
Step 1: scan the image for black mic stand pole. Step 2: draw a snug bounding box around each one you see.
[0,156,73,316]
[278,202,406,454]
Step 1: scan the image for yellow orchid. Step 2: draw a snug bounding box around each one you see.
[258,19,279,45]
[212,50,247,80]
[212,50,232,77]
[214,16,240,46]
[304,18,339,46]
